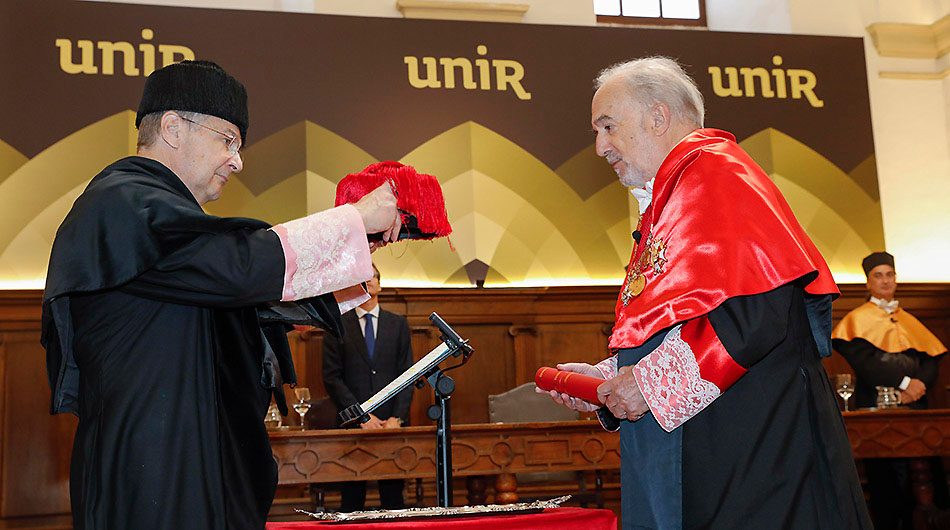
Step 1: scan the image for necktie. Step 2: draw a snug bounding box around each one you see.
[364,313,376,360]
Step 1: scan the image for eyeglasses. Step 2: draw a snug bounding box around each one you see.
[177,114,241,155]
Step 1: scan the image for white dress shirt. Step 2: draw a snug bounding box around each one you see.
[354,304,380,341]
[870,296,910,389]
[629,177,655,215]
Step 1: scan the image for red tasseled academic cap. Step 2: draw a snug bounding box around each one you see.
[335,161,452,240]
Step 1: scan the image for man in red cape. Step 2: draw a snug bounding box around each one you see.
[543,57,871,529]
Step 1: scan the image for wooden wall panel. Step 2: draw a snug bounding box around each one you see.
[537,322,612,370]
[0,325,76,518]
[1,284,948,523]
[288,330,325,399]
[436,323,516,425]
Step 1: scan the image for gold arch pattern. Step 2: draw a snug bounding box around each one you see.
[0,112,138,286]
[0,138,28,188]
[0,117,883,287]
[739,128,885,282]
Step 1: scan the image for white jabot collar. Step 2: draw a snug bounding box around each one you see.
[629,178,655,215]
[870,296,899,314]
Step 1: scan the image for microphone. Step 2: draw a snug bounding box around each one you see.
[632,230,641,243]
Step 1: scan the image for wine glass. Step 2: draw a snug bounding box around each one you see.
[293,387,312,429]
[834,374,854,411]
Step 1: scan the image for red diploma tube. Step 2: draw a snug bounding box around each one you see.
[535,366,604,404]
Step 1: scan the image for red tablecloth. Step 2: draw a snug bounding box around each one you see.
[266,507,616,529]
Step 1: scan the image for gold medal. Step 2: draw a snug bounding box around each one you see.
[621,230,659,305]
[638,248,652,270]
[627,274,645,296]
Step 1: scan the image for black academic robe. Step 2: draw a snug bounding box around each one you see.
[618,283,871,530]
[42,157,339,530]
[834,327,948,528]
[833,338,942,409]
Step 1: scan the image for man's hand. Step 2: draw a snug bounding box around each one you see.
[597,365,650,421]
[536,362,604,412]
[383,417,402,428]
[359,413,386,429]
[351,183,402,243]
[900,378,927,404]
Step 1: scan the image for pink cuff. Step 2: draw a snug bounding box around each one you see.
[591,357,618,431]
[335,284,370,313]
[269,204,373,301]
[632,324,723,432]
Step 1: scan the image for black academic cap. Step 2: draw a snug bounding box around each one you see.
[862,251,895,276]
[135,60,248,144]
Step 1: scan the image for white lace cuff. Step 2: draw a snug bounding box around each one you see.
[270,204,373,301]
[594,356,618,379]
[632,325,722,433]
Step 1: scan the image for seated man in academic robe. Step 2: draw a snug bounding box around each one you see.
[541,56,872,529]
[42,60,402,530]
[833,251,948,529]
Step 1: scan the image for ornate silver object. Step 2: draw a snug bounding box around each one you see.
[296,495,572,522]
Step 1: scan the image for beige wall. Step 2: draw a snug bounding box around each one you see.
[83,0,597,24]
[79,0,950,282]
[785,0,950,281]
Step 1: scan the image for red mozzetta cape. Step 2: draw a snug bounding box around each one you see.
[609,129,838,350]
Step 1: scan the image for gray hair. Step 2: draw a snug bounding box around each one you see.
[136,110,203,150]
[595,56,704,128]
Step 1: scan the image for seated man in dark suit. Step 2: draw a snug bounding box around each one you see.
[322,263,414,511]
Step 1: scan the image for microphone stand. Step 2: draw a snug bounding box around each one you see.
[421,312,472,507]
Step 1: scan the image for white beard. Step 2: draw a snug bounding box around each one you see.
[617,164,650,188]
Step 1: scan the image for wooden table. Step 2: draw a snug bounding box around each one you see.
[845,409,950,458]
[271,412,950,528]
[844,409,950,529]
[270,421,618,505]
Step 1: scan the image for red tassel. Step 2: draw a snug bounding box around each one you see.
[335,161,452,239]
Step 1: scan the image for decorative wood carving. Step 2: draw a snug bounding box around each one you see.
[270,422,620,486]
[507,325,537,337]
[845,410,950,458]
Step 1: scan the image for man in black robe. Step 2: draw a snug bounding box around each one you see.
[543,57,871,529]
[42,60,402,530]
